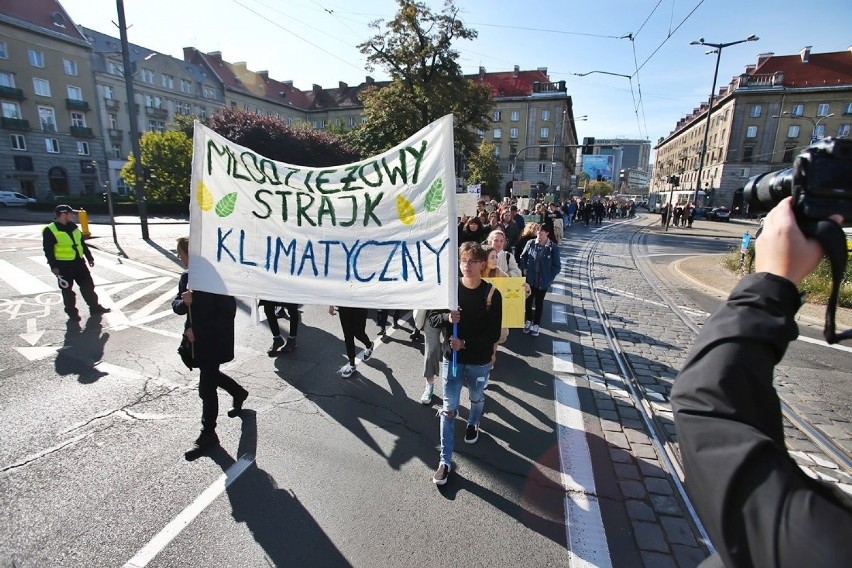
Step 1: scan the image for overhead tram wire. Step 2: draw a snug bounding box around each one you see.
[633,0,706,75]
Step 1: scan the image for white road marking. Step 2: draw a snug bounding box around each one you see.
[797,334,852,353]
[0,259,54,294]
[13,345,63,361]
[552,340,576,374]
[554,374,612,567]
[123,455,255,568]
[19,317,44,345]
[552,303,568,325]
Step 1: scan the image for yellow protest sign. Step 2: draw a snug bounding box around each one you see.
[483,276,526,328]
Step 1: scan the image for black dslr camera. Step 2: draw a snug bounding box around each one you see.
[744,137,852,344]
[744,137,852,225]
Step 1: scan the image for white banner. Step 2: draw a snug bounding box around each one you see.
[188,116,458,309]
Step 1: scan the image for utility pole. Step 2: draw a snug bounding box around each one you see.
[116,0,149,240]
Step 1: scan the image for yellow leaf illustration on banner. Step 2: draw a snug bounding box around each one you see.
[197,181,213,211]
[397,194,415,225]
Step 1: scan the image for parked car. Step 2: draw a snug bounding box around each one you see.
[0,191,36,207]
[694,206,713,220]
[707,206,731,222]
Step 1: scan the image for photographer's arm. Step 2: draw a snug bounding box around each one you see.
[671,198,851,567]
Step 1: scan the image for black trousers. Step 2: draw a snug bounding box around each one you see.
[56,260,99,315]
[338,307,371,365]
[198,364,247,434]
[262,302,300,338]
[525,286,548,325]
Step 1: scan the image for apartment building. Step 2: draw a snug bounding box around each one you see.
[471,66,578,196]
[0,0,104,199]
[653,47,852,209]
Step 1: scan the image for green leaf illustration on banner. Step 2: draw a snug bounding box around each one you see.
[424,178,444,212]
[215,192,237,217]
[197,181,214,212]
[397,194,415,225]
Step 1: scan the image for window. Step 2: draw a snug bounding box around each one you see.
[175,100,190,115]
[791,103,804,117]
[33,78,51,96]
[0,42,7,59]
[108,113,118,129]
[108,62,124,75]
[844,102,852,115]
[28,49,45,68]
[787,125,800,138]
[45,138,60,153]
[148,119,165,132]
[145,94,162,108]
[539,148,548,160]
[10,133,26,150]
[839,124,851,138]
[38,106,56,131]
[509,128,518,139]
[202,85,215,99]
[111,143,122,159]
[63,58,78,76]
[76,141,89,155]
[742,146,754,162]
[507,163,515,174]
[2,101,21,119]
[347,116,356,127]
[511,111,520,121]
[509,145,517,160]
[14,156,33,171]
[542,109,551,121]
[814,124,826,138]
[140,69,154,83]
[476,129,485,138]
[161,74,174,89]
[493,145,500,157]
[493,128,502,139]
[746,125,758,138]
[104,85,114,100]
[538,163,547,174]
[0,71,14,87]
[116,176,130,195]
[180,78,193,94]
[749,105,761,117]
[817,103,830,117]
[492,110,502,121]
[782,146,796,163]
[70,112,86,127]
[540,127,550,139]
[199,106,207,119]
[66,85,82,100]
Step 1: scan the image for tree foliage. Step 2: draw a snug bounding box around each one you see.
[586,181,613,197]
[465,141,501,199]
[120,130,192,203]
[352,0,492,159]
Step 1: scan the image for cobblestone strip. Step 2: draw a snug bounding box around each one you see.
[561,226,711,567]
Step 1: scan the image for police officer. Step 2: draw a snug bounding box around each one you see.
[42,204,111,321]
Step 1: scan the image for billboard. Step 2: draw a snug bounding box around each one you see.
[582,155,615,182]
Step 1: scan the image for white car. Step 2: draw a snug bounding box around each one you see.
[0,191,36,207]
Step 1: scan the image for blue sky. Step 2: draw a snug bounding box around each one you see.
[60,0,851,146]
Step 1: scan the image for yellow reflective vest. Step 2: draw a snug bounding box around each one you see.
[46,222,84,261]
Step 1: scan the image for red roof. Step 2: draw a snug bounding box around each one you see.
[470,69,552,97]
[0,0,88,43]
[754,50,852,87]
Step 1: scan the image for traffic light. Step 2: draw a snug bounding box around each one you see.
[102,191,108,203]
[582,137,595,155]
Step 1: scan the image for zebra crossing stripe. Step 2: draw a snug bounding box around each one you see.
[0,259,54,294]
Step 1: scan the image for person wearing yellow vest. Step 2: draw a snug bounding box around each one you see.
[42,204,110,322]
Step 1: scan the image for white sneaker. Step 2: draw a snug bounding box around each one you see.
[341,364,356,378]
[531,325,540,337]
[419,383,434,405]
[523,320,532,334]
[362,344,373,361]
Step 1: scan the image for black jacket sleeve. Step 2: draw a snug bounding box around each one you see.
[42,224,58,269]
[671,273,852,568]
[172,272,189,318]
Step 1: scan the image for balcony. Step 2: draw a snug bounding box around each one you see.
[104,98,120,110]
[1,117,30,130]
[70,125,94,138]
[0,85,25,100]
[108,128,122,138]
[65,98,91,111]
[145,106,168,119]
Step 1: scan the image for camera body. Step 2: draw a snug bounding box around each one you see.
[743,137,852,226]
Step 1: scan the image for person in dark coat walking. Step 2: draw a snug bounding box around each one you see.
[172,237,248,459]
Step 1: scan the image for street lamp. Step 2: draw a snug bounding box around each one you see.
[689,34,759,207]
[774,111,835,143]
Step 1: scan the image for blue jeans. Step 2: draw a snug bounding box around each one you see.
[439,359,490,466]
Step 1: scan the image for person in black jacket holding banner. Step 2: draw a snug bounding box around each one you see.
[173,237,249,460]
[671,197,851,567]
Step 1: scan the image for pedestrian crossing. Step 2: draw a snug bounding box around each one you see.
[0,251,179,327]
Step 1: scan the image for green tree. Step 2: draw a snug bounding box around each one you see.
[352,0,492,160]
[465,141,501,199]
[120,130,192,203]
[587,181,613,198]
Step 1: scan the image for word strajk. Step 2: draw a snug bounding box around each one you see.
[216,228,450,284]
[206,140,429,227]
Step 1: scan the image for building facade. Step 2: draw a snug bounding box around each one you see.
[0,1,105,199]
[653,47,852,210]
